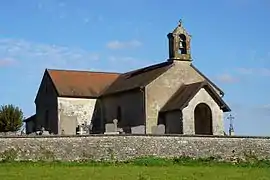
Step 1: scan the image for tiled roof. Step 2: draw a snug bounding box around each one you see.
[161,81,231,113]
[45,61,224,99]
[47,69,120,98]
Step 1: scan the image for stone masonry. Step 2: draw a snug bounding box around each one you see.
[58,97,97,128]
[1,135,270,162]
[31,21,229,136]
[182,88,224,135]
[145,61,222,134]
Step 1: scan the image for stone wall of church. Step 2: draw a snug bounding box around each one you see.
[101,89,145,133]
[57,97,97,133]
[182,88,224,135]
[35,72,58,134]
[145,61,205,133]
[165,111,183,134]
[1,135,270,162]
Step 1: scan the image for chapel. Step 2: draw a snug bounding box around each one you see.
[25,20,231,135]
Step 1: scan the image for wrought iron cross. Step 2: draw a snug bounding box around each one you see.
[227,114,235,132]
[178,19,183,27]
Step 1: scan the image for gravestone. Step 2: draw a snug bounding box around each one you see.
[77,125,87,135]
[113,119,118,132]
[105,123,115,132]
[104,122,119,134]
[131,125,145,134]
[42,131,50,135]
[59,114,77,135]
[155,124,165,134]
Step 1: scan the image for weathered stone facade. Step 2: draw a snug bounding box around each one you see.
[146,61,205,133]
[35,74,98,135]
[182,88,224,135]
[35,71,58,134]
[1,135,270,161]
[58,97,97,132]
[101,90,145,133]
[30,21,230,135]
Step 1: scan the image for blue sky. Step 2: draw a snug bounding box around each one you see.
[0,0,269,135]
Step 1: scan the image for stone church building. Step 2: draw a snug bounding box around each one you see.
[25,21,231,135]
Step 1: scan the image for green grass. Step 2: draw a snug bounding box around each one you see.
[0,158,270,180]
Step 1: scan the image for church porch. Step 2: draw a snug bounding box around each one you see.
[160,81,230,135]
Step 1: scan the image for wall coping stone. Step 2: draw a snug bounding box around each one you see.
[0,134,270,139]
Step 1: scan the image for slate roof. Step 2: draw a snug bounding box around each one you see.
[23,114,36,123]
[161,81,231,113]
[47,69,120,98]
[102,61,173,96]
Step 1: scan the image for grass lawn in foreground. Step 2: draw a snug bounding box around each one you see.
[0,162,270,180]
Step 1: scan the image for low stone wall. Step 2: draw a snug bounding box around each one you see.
[1,134,270,161]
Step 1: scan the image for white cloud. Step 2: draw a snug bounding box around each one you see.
[215,74,239,83]
[108,55,150,65]
[107,55,151,72]
[108,56,138,63]
[58,2,66,7]
[106,40,142,50]
[253,104,270,116]
[261,68,270,76]
[83,18,90,24]
[97,15,104,22]
[0,38,99,69]
[0,58,16,67]
[236,67,254,75]
[236,67,270,77]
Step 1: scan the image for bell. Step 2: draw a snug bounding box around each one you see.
[179,41,183,49]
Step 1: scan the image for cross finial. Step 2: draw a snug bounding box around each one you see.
[178,19,183,27]
[227,114,235,136]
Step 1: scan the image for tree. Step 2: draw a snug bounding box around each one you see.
[0,104,23,132]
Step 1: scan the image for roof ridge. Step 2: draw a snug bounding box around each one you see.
[47,68,121,75]
[123,61,173,77]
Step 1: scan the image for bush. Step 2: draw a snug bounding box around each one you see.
[0,104,23,132]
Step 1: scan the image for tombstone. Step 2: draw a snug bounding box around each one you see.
[28,132,36,136]
[113,119,118,132]
[151,126,157,134]
[131,125,145,134]
[105,123,115,132]
[77,125,87,135]
[155,124,165,134]
[89,123,93,133]
[42,131,50,135]
[59,114,77,135]
[117,128,124,134]
[104,123,119,134]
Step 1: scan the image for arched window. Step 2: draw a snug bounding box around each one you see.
[179,34,187,54]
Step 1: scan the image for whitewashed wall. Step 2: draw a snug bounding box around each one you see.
[182,88,224,135]
[57,97,97,126]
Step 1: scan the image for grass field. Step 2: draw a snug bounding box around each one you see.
[0,159,270,180]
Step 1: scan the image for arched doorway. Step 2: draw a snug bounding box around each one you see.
[194,103,213,135]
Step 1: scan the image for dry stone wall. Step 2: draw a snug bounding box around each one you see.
[0,135,270,162]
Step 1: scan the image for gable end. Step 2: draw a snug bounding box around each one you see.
[190,64,224,97]
[161,81,230,113]
[34,69,59,104]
